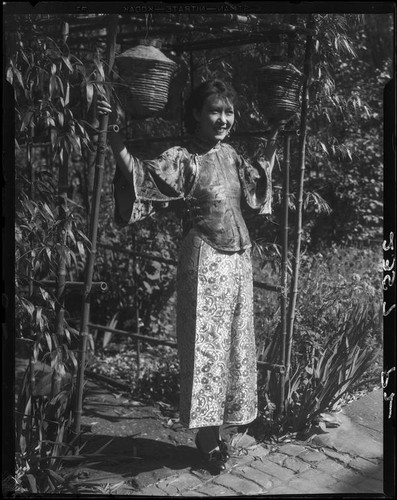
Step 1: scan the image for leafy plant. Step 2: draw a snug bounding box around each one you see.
[8,15,100,495]
[284,302,380,436]
[255,244,382,438]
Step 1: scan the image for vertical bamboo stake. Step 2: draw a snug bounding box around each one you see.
[52,151,69,398]
[278,12,297,414]
[53,22,71,399]
[285,15,314,377]
[73,15,118,438]
[132,232,141,382]
[278,133,291,413]
[27,137,34,302]
[189,51,194,92]
[136,300,141,382]
[27,134,35,394]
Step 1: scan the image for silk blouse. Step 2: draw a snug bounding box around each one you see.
[113,138,273,252]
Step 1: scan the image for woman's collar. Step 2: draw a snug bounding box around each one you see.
[190,134,222,153]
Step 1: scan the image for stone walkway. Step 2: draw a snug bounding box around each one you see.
[107,390,384,496]
[14,359,386,496]
[135,438,383,496]
[68,381,385,496]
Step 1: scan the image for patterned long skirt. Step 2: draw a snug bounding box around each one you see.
[176,230,258,429]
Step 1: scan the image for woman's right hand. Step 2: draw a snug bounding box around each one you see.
[97,94,118,124]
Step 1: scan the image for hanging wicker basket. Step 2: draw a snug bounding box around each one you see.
[259,62,303,123]
[116,41,177,118]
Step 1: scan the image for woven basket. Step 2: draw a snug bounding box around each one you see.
[116,42,177,118]
[259,62,303,122]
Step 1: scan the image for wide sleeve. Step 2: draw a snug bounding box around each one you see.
[229,145,273,215]
[113,146,195,226]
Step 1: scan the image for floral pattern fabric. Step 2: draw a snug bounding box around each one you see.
[177,230,258,428]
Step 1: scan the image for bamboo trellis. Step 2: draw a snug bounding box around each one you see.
[16,13,314,430]
[75,14,313,424]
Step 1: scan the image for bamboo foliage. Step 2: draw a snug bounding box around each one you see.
[11,15,116,493]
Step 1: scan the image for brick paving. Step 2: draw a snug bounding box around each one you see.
[71,385,385,496]
[135,439,384,496]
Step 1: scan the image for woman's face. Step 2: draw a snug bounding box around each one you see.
[193,94,235,144]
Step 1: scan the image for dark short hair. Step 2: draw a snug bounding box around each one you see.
[183,79,237,134]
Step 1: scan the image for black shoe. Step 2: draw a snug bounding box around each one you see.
[195,435,227,475]
[217,438,230,461]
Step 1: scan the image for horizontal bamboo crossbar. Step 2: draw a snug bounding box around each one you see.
[16,130,297,149]
[257,361,286,374]
[86,362,286,392]
[98,243,178,265]
[253,281,281,293]
[38,280,108,292]
[87,323,178,348]
[124,129,297,147]
[98,244,281,293]
[88,323,285,373]
[85,369,132,392]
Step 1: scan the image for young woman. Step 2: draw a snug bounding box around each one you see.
[97,80,283,474]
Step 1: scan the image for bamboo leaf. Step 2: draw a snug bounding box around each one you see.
[42,202,55,220]
[86,82,94,111]
[20,111,33,132]
[14,66,24,88]
[68,350,78,371]
[35,306,43,330]
[46,468,65,484]
[77,240,85,258]
[21,298,35,316]
[6,66,13,84]
[65,81,70,106]
[61,55,73,73]
[76,229,91,245]
[67,226,76,245]
[49,75,56,98]
[92,437,115,455]
[94,59,105,81]
[55,76,64,96]
[26,474,38,493]
[45,332,52,351]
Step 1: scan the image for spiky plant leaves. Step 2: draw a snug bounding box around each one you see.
[25,473,38,493]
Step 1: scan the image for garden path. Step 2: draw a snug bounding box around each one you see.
[14,359,387,496]
[66,378,385,496]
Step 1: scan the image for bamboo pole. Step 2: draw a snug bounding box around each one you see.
[132,233,141,383]
[17,129,297,149]
[285,15,314,378]
[52,23,71,399]
[26,132,36,394]
[73,14,118,438]
[278,133,291,413]
[37,280,108,292]
[278,12,297,415]
[52,148,69,398]
[87,323,178,348]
